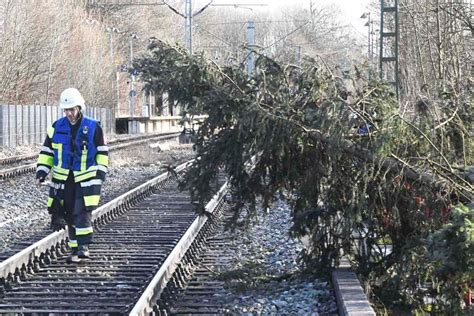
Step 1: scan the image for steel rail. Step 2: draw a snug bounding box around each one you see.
[129,181,228,315]
[0,153,37,166]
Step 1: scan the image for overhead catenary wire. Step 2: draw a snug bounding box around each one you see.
[262,21,311,51]
[198,20,310,27]
[194,25,235,48]
[162,1,268,53]
[193,0,214,17]
[163,0,186,17]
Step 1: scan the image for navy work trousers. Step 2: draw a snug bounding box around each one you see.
[64,175,93,249]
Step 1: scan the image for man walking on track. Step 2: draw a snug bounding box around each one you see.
[36,88,109,263]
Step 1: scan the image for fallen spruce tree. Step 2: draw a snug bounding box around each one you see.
[133,41,473,313]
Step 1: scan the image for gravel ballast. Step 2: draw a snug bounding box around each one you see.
[221,201,338,315]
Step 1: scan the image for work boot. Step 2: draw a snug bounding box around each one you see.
[66,249,80,264]
[77,245,90,259]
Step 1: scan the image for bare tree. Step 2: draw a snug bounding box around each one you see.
[398,0,471,104]
[0,0,373,108]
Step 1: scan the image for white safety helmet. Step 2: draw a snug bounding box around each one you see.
[59,88,85,110]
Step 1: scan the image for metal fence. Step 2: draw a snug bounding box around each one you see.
[0,105,115,148]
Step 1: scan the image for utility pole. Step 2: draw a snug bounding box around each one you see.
[379,0,399,100]
[129,33,138,118]
[246,21,255,75]
[185,0,193,53]
[163,1,267,54]
[90,0,268,117]
[296,45,302,66]
[89,1,267,57]
[106,27,120,119]
[360,12,374,76]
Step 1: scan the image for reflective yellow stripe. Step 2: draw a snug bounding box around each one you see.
[84,195,100,207]
[73,166,98,182]
[74,171,97,182]
[81,149,88,171]
[47,126,55,138]
[52,174,68,181]
[48,196,63,206]
[38,154,53,166]
[96,154,109,166]
[74,165,98,175]
[75,227,94,236]
[52,165,69,181]
[53,166,69,176]
[52,143,63,167]
[68,240,78,248]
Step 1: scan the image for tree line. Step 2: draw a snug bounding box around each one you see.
[0,0,358,108]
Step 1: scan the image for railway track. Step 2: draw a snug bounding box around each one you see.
[0,161,228,314]
[158,212,235,314]
[0,133,179,180]
[0,153,37,166]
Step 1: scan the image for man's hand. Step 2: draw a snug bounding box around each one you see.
[36,177,45,187]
